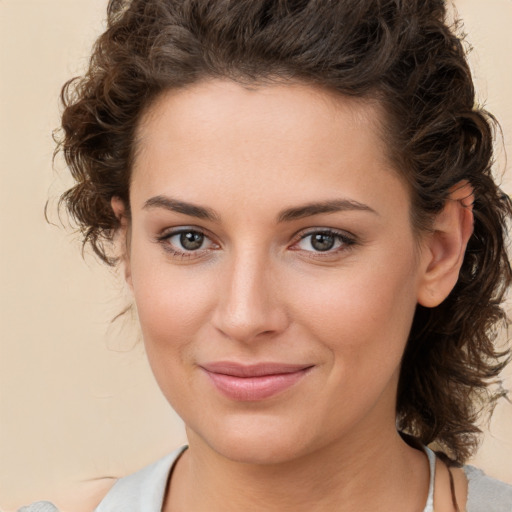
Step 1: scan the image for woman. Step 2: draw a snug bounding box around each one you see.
[24,0,512,510]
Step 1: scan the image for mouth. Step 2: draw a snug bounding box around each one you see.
[199,362,314,401]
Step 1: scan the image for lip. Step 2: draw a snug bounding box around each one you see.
[200,362,314,401]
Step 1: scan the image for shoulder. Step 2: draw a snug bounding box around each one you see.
[16,480,115,512]
[16,479,115,512]
[94,446,187,512]
[464,465,512,512]
[16,447,187,512]
[17,503,60,512]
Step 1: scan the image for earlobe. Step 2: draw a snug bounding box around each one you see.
[111,196,133,290]
[417,181,474,308]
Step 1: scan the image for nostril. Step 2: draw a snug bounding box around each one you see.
[212,309,289,343]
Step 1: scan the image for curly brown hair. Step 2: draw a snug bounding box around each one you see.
[57,0,511,464]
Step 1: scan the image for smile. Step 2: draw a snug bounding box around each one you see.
[200,362,314,401]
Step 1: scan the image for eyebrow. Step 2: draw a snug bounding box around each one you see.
[143,195,220,222]
[277,199,378,222]
[143,195,377,223]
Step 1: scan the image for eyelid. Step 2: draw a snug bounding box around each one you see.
[156,226,219,258]
[289,228,357,254]
[157,225,215,241]
[154,225,357,260]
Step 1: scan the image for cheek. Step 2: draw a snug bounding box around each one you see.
[292,252,419,369]
[130,260,218,416]
[129,245,216,359]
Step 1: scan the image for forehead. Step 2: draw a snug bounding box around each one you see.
[134,80,389,165]
[130,80,406,214]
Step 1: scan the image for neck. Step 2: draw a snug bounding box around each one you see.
[165,427,430,512]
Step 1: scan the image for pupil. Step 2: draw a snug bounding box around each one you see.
[311,233,335,251]
[180,232,204,250]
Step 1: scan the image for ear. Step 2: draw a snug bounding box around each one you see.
[111,196,133,290]
[417,180,474,308]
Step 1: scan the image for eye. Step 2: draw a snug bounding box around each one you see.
[157,228,218,258]
[175,231,205,251]
[294,229,355,253]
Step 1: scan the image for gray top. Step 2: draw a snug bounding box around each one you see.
[465,464,512,512]
[17,445,512,512]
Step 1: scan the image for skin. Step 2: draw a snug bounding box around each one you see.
[110,80,472,511]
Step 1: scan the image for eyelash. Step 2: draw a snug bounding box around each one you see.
[292,229,357,258]
[156,228,218,260]
[156,227,357,260]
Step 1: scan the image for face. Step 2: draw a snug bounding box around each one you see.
[124,80,429,464]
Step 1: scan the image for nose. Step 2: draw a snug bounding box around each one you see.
[211,249,290,343]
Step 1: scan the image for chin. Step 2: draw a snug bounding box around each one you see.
[210,436,308,466]
[187,413,319,466]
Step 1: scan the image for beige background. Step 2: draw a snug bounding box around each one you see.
[1,0,511,510]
